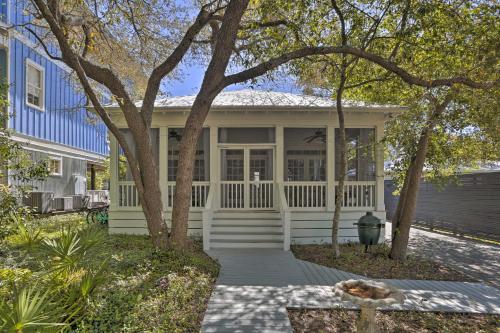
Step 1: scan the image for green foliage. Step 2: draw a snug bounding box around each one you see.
[1,214,219,332]
[0,285,66,333]
[87,158,109,190]
[0,215,108,332]
[275,0,499,191]
[77,236,218,332]
[41,226,103,277]
[14,220,42,249]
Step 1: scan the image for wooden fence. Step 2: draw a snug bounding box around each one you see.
[385,171,500,241]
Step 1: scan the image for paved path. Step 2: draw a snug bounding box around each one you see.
[385,222,500,288]
[202,249,500,333]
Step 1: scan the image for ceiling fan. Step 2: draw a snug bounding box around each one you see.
[303,130,326,143]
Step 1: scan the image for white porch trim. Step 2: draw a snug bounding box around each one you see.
[11,133,107,163]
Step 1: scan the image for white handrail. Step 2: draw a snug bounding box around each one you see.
[202,182,215,251]
[278,182,291,251]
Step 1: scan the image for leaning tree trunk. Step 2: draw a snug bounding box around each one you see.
[169,101,211,248]
[331,67,347,258]
[128,122,169,249]
[169,0,249,249]
[389,97,452,260]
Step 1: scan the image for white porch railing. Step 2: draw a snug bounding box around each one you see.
[335,181,376,208]
[118,181,140,207]
[249,181,274,209]
[283,182,327,208]
[117,180,377,210]
[277,183,291,251]
[202,183,215,251]
[86,190,109,208]
[167,182,210,209]
[220,181,245,209]
[117,181,210,209]
[283,181,376,209]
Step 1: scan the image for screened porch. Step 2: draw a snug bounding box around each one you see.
[111,126,384,213]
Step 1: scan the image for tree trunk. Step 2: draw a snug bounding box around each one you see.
[170,102,211,248]
[389,96,452,260]
[129,124,169,249]
[169,0,249,248]
[332,68,347,257]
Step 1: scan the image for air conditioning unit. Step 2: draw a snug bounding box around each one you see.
[70,195,84,210]
[53,197,73,211]
[22,192,54,214]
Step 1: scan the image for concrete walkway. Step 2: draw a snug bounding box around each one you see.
[202,249,500,333]
[385,222,500,288]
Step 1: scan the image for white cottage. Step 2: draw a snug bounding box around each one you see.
[107,89,403,250]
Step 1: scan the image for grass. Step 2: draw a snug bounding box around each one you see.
[288,308,499,333]
[0,213,219,332]
[291,243,474,281]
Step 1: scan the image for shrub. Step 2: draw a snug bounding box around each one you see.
[0,285,67,332]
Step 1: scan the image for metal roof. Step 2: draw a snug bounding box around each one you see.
[108,89,405,112]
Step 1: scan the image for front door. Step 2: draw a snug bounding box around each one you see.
[220,147,274,209]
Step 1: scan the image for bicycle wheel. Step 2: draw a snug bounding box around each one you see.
[86,210,95,224]
[95,210,108,225]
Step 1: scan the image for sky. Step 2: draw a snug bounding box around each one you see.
[162,57,303,97]
[158,1,304,97]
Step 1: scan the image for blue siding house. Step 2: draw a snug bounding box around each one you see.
[0,0,109,202]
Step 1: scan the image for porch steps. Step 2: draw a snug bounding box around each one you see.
[210,211,284,249]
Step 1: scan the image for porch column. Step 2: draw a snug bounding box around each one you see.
[159,127,168,209]
[109,134,118,211]
[276,126,284,183]
[327,125,335,211]
[209,126,218,208]
[375,124,385,211]
[90,164,96,190]
[275,125,284,209]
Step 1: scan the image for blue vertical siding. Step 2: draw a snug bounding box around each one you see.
[8,38,109,156]
[0,0,6,23]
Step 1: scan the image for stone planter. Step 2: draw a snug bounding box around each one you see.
[334,279,404,333]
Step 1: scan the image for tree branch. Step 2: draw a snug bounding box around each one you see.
[140,7,213,125]
[344,74,392,89]
[24,27,63,61]
[31,0,144,195]
[223,45,497,89]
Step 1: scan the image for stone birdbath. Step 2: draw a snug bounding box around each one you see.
[334,279,404,333]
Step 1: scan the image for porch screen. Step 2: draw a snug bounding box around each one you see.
[284,128,326,181]
[168,128,210,181]
[118,128,159,181]
[335,128,375,181]
[218,127,275,143]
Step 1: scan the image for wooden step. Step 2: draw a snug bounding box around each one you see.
[211,233,283,241]
[210,240,283,249]
[212,218,281,226]
[211,225,283,233]
[214,211,279,219]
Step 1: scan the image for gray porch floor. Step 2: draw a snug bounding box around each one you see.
[202,249,500,333]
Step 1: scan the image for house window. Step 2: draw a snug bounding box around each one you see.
[48,156,63,176]
[168,128,210,181]
[284,128,326,181]
[26,60,45,110]
[287,159,304,181]
[335,128,375,181]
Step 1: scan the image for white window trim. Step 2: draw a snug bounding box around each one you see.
[48,156,63,177]
[25,58,45,112]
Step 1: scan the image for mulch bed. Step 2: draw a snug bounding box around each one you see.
[291,243,474,281]
[288,308,499,333]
